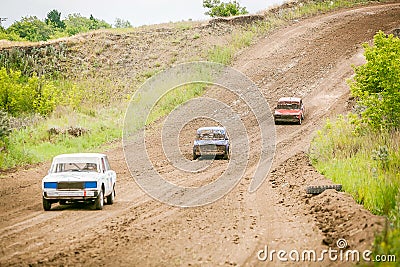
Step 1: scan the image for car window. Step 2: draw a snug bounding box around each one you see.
[52,162,100,173]
[197,130,226,140]
[277,102,300,109]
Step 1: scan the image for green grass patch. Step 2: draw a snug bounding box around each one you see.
[0,107,123,169]
[310,115,400,261]
[146,83,207,124]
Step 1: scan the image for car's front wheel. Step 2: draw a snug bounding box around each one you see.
[94,189,104,210]
[43,197,52,211]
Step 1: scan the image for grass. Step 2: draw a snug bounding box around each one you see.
[146,83,207,124]
[0,106,123,169]
[310,115,400,261]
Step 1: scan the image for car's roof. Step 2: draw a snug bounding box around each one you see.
[278,97,302,102]
[197,126,225,132]
[53,153,107,159]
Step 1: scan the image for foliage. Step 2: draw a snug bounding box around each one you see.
[0,68,61,116]
[64,13,111,36]
[350,31,400,130]
[114,18,132,28]
[0,27,23,41]
[203,0,248,17]
[45,9,65,29]
[7,16,53,41]
[1,12,111,42]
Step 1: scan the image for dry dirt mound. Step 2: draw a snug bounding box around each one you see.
[269,152,384,250]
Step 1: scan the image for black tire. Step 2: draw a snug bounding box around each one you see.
[106,187,115,205]
[193,152,199,160]
[43,197,52,211]
[94,189,104,210]
[306,184,342,195]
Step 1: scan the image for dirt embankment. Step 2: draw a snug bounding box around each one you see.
[0,2,399,266]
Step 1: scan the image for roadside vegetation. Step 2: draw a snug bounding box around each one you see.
[310,31,400,261]
[203,0,248,17]
[0,9,131,42]
[0,0,390,171]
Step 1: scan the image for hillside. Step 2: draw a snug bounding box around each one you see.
[0,1,399,266]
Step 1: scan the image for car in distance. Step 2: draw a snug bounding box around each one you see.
[42,153,116,211]
[193,127,230,160]
[273,97,305,125]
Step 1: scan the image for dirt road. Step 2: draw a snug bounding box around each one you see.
[1,3,399,266]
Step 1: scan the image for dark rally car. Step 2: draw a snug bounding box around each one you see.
[193,127,230,160]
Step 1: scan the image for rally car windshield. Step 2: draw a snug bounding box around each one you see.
[277,103,300,109]
[51,162,100,173]
[197,131,226,140]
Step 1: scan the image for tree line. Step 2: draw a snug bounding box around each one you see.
[0,1,249,42]
[0,10,132,42]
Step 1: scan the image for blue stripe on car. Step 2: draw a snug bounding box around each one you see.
[84,181,97,189]
[44,182,57,189]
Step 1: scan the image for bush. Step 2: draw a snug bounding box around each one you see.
[203,0,248,17]
[350,31,400,130]
[0,68,61,116]
[64,14,111,36]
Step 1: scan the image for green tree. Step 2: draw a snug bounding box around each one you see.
[114,18,132,28]
[7,16,53,41]
[45,9,65,29]
[203,0,248,17]
[64,13,111,36]
[350,31,400,130]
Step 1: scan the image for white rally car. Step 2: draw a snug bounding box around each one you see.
[42,153,116,211]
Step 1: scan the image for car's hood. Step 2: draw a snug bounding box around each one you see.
[194,140,228,146]
[274,109,301,115]
[42,172,101,182]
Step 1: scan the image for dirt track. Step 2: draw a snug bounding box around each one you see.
[1,3,400,266]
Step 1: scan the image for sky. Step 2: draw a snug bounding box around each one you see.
[0,0,285,28]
